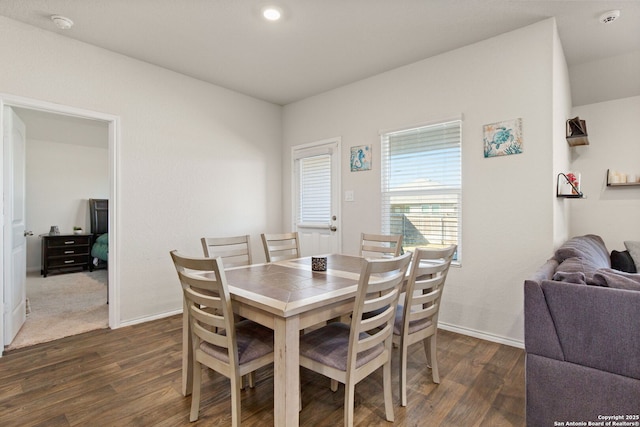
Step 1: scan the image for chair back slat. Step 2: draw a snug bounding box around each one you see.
[261,232,301,262]
[201,235,252,268]
[360,233,403,259]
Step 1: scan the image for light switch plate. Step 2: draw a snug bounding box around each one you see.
[345,190,354,202]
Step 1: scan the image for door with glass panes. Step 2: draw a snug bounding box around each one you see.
[292,138,341,256]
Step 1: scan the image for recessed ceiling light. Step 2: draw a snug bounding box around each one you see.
[262,6,282,21]
[51,15,74,30]
[599,10,621,24]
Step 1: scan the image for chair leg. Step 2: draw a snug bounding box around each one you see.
[383,360,395,422]
[344,382,355,427]
[399,341,409,407]
[427,334,440,384]
[230,374,242,427]
[189,362,202,422]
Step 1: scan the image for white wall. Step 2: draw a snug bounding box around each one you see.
[283,19,565,346]
[569,51,640,107]
[569,95,640,249]
[0,17,283,324]
[25,139,109,272]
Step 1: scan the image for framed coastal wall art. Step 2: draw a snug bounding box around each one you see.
[350,145,371,171]
[483,118,523,158]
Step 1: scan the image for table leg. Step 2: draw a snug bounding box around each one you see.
[274,315,300,427]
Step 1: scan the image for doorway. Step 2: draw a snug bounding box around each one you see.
[292,137,342,255]
[0,94,119,352]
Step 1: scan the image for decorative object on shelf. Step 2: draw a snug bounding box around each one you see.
[483,118,523,158]
[49,225,60,235]
[566,116,589,146]
[557,172,584,198]
[73,226,83,235]
[606,169,640,187]
[350,145,371,171]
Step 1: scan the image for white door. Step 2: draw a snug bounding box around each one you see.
[292,138,341,256]
[3,106,27,345]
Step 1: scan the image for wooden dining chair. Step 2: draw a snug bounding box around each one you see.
[261,232,300,262]
[298,251,412,426]
[360,232,403,258]
[393,245,456,406]
[201,235,252,267]
[170,251,274,425]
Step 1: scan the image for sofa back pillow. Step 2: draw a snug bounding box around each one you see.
[611,250,637,273]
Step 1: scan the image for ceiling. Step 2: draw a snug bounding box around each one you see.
[1,0,639,106]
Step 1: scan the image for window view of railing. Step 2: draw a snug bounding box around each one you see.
[381,118,462,261]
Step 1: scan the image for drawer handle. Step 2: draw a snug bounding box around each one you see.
[65,251,74,254]
[64,260,75,264]
[64,241,75,245]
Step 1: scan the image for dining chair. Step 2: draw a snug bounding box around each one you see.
[201,235,252,267]
[393,245,456,406]
[170,251,274,425]
[298,251,412,426]
[261,232,301,262]
[360,232,403,258]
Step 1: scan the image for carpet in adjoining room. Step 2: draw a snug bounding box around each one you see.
[5,269,108,351]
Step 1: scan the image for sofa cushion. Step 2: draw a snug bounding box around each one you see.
[591,268,640,291]
[611,250,637,273]
[624,241,640,269]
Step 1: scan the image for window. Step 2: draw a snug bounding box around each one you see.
[297,154,331,224]
[381,119,462,261]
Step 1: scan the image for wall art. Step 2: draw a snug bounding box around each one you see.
[483,118,523,158]
[350,145,371,171]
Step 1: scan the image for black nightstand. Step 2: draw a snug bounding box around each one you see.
[41,234,93,277]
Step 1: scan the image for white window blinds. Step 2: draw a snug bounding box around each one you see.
[297,154,331,224]
[381,119,462,258]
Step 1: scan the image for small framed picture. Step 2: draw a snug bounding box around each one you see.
[483,118,523,158]
[350,145,371,172]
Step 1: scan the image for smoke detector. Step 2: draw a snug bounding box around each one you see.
[51,15,74,30]
[599,10,620,24]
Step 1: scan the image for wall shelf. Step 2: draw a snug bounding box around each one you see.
[556,173,584,198]
[606,169,640,187]
[566,117,589,147]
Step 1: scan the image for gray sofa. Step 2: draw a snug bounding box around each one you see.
[524,234,640,426]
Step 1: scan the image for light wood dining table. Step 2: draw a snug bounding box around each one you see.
[180,253,365,427]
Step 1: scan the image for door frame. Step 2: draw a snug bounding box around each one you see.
[0,93,120,352]
[291,137,342,255]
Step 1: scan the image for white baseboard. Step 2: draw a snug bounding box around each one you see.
[118,308,182,328]
[438,321,524,349]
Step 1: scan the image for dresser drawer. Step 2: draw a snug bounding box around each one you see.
[47,246,89,257]
[46,236,91,248]
[47,254,89,269]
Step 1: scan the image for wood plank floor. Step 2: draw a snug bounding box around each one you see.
[0,314,525,426]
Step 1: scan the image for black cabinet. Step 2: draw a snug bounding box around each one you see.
[41,234,93,277]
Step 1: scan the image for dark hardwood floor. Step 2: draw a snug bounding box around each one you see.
[0,314,525,426]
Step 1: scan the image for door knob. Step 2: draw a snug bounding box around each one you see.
[24,230,33,237]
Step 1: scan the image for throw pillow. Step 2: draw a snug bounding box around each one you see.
[610,250,637,273]
[591,268,640,291]
[624,241,640,270]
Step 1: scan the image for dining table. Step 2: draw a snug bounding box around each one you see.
[180,253,366,427]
